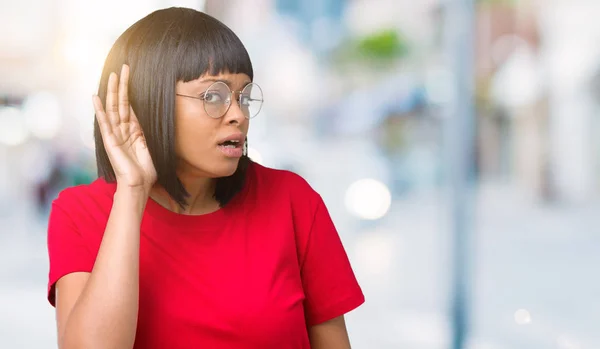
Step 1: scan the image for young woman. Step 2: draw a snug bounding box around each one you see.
[47,7,364,349]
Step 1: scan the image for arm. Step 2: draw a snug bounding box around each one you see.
[56,188,147,349]
[296,195,364,348]
[308,316,352,349]
[53,64,157,349]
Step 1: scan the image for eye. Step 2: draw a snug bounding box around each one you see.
[204,91,223,104]
[239,95,251,106]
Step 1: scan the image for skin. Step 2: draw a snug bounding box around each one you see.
[149,74,252,214]
[54,64,352,348]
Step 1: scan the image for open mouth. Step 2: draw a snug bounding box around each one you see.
[218,140,242,148]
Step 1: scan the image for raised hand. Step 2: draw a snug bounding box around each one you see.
[93,64,157,193]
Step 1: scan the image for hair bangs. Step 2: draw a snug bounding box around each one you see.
[176,14,253,83]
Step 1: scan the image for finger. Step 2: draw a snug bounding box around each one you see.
[128,105,145,139]
[106,72,120,127]
[129,106,139,124]
[118,64,130,123]
[93,95,113,138]
[130,104,146,127]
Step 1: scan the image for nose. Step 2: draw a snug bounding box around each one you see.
[222,98,247,125]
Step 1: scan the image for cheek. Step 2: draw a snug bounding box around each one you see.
[174,113,217,156]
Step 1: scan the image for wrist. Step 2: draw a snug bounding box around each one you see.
[112,186,149,221]
[115,185,150,200]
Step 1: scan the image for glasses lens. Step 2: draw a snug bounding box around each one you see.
[203,82,230,118]
[240,83,263,119]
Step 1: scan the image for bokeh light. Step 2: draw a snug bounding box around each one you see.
[344,178,392,220]
[22,92,62,140]
[514,309,532,325]
[0,107,29,146]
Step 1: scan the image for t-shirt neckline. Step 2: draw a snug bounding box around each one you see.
[144,196,227,227]
[142,163,254,228]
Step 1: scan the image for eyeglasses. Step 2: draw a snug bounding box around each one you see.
[176,81,263,119]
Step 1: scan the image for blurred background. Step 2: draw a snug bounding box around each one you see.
[1,0,600,348]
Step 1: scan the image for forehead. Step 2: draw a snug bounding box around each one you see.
[195,72,252,87]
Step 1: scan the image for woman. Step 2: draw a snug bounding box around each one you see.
[47,7,364,349]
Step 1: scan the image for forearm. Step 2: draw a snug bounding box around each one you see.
[60,187,148,349]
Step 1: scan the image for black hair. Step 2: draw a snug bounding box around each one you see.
[93,7,253,208]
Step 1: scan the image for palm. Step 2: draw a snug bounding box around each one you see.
[103,115,156,187]
[93,65,157,191]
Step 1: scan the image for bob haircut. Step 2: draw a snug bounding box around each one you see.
[93,7,253,208]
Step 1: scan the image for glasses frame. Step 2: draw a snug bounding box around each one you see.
[176,81,263,119]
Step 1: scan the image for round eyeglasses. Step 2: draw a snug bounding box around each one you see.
[176,81,263,119]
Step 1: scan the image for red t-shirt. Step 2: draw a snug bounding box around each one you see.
[47,162,364,348]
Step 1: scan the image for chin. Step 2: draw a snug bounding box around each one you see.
[210,159,241,178]
[179,155,241,179]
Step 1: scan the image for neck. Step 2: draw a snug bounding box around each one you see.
[150,173,219,215]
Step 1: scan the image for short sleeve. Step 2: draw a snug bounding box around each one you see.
[47,200,95,307]
[300,196,365,326]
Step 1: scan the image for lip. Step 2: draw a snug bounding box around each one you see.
[217,133,245,146]
[218,145,243,158]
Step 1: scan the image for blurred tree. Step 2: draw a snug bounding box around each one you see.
[356,29,409,62]
[331,28,410,70]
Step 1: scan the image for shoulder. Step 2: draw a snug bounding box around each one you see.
[248,161,320,202]
[245,162,325,227]
[52,177,116,221]
[54,177,115,205]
